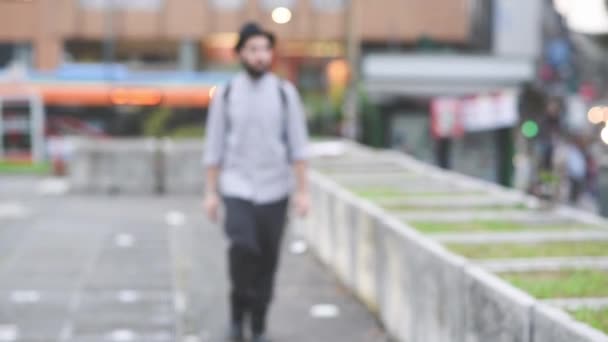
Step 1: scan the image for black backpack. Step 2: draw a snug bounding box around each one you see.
[222,79,292,162]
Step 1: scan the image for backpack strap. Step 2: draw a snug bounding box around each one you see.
[222,80,233,134]
[218,80,233,167]
[278,80,293,163]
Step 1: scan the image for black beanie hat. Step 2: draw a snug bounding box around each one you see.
[235,22,276,52]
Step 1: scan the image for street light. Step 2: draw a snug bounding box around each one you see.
[521,120,540,139]
[587,106,605,124]
[272,7,292,24]
[343,0,361,140]
[601,122,608,144]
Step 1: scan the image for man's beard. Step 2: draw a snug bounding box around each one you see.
[242,62,268,79]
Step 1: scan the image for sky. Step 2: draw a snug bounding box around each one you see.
[554,0,608,34]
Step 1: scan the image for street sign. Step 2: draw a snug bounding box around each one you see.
[430,97,463,139]
[431,91,519,138]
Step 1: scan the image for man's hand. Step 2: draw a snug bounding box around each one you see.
[203,192,221,223]
[294,190,310,217]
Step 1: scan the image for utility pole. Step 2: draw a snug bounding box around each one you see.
[343,0,361,140]
[103,0,116,80]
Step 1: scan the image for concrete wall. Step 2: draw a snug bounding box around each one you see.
[304,167,608,342]
[66,138,608,341]
[68,138,205,195]
[68,138,160,195]
[161,139,205,195]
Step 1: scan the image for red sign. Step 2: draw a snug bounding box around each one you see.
[431,98,464,139]
[431,91,519,138]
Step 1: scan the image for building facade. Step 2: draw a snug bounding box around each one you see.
[0,0,472,71]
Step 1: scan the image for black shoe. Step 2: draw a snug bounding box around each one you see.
[226,322,244,342]
[251,333,271,342]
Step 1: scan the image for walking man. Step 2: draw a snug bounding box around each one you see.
[203,22,310,342]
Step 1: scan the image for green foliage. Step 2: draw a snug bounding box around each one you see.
[571,308,608,334]
[0,162,51,175]
[304,92,342,137]
[358,86,384,148]
[143,107,172,137]
[169,125,205,139]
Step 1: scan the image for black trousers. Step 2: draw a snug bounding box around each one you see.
[223,196,289,335]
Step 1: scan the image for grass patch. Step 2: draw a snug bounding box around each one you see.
[351,187,485,201]
[502,270,608,299]
[0,161,51,175]
[570,308,608,334]
[385,203,529,212]
[448,241,608,259]
[351,187,409,199]
[318,166,406,175]
[410,221,586,234]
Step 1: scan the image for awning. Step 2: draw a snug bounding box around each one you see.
[362,53,536,99]
[0,63,233,107]
[0,83,216,107]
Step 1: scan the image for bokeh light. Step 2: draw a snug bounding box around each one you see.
[272,7,292,24]
[601,123,608,144]
[521,120,539,138]
[587,106,605,124]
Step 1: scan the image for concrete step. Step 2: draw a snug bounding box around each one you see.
[432,230,608,244]
[543,297,608,311]
[397,210,567,223]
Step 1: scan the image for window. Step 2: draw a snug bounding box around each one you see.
[79,0,163,11]
[259,0,296,11]
[312,0,345,11]
[210,0,245,10]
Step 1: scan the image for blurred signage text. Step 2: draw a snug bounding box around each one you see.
[431,91,519,138]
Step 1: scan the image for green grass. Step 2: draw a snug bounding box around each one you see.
[447,241,608,259]
[571,308,608,334]
[502,270,608,299]
[385,203,529,212]
[0,161,51,175]
[351,187,409,199]
[351,187,485,201]
[410,220,587,234]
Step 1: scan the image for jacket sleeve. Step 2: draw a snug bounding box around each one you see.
[203,86,227,167]
[284,81,310,162]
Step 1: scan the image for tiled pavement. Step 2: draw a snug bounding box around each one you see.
[0,176,388,342]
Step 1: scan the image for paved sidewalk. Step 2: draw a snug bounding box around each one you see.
[0,176,387,342]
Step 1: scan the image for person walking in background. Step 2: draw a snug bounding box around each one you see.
[202,22,311,342]
[565,135,587,205]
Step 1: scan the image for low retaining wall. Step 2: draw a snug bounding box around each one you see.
[69,138,160,195]
[68,138,205,195]
[67,138,608,341]
[162,139,205,195]
[305,169,608,342]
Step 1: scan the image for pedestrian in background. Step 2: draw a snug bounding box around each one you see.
[202,22,311,342]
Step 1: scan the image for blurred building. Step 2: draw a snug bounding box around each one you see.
[362,0,543,185]
[0,0,470,72]
[0,0,474,161]
[0,0,543,184]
